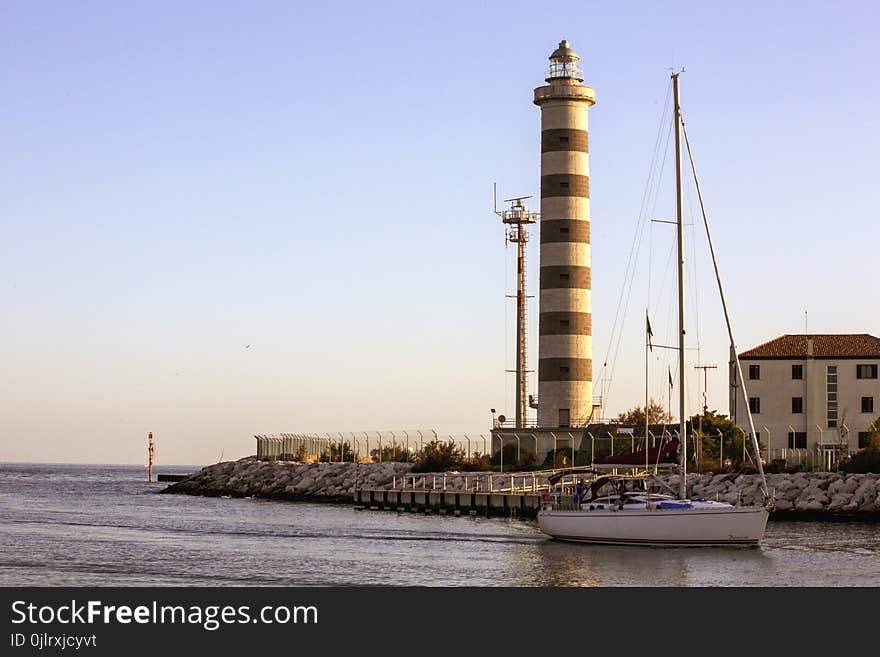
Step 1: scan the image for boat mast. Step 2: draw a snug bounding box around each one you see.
[672,72,687,500]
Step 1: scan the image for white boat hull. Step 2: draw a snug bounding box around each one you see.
[537,505,769,547]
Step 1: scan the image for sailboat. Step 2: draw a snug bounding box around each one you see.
[537,72,774,547]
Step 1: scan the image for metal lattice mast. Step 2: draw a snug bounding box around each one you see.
[496,192,538,428]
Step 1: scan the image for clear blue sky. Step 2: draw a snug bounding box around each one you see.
[2,1,878,464]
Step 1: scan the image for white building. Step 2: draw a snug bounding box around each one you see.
[732,334,880,469]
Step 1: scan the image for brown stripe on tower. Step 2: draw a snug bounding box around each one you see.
[539,265,591,289]
[538,358,592,382]
[539,311,592,336]
[541,174,589,198]
[541,128,589,153]
[540,219,590,244]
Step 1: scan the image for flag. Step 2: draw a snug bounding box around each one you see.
[668,367,673,388]
[646,314,653,351]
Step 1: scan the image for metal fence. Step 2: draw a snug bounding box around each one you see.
[255,430,489,463]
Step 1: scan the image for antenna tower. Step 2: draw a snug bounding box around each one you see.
[495,185,538,428]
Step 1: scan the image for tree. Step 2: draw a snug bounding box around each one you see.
[686,410,756,468]
[616,399,673,426]
[368,445,413,463]
[320,441,355,462]
[411,439,467,473]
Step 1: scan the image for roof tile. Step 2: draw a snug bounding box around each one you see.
[739,334,880,359]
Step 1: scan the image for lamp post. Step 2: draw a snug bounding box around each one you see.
[550,432,558,468]
[403,430,410,462]
[464,435,471,461]
[514,434,521,465]
[491,409,497,429]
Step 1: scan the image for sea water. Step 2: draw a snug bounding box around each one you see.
[1,463,878,587]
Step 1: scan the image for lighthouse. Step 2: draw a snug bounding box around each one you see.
[534,40,595,428]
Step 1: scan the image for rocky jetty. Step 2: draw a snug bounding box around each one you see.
[162,458,880,517]
[161,457,413,502]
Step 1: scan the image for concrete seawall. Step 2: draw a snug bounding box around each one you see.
[161,457,880,518]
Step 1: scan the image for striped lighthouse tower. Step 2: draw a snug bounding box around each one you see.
[534,40,595,428]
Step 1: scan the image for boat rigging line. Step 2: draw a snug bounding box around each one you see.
[679,115,769,498]
[598,80,673,417]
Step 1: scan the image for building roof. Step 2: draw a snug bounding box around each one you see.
[739,334,880,360]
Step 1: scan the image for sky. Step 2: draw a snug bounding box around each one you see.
[1,1,878,465]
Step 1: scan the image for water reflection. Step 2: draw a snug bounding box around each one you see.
[531,536,774,587]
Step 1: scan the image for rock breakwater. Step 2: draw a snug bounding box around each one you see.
[162,458,880,517]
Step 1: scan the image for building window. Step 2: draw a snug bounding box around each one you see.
[748,365,760,380]
[857,364,878,379]
[792,397,803,414]
[560,226,570,234]
[859,432,873,449]
[560,366,569,374]
[559,319,570,328]
[560,273,570,280]
[559,135,569,143]
[560,181,570,189]
[827,366,838,429]
[559,408,570,428]
[862,397,874,414]
[749,397,760,414]
[787,432,807,449]
[792,364,803,380]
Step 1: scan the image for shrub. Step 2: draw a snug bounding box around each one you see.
[411,439,467,473]
[838,447,880,474]
[491,444,537,471]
